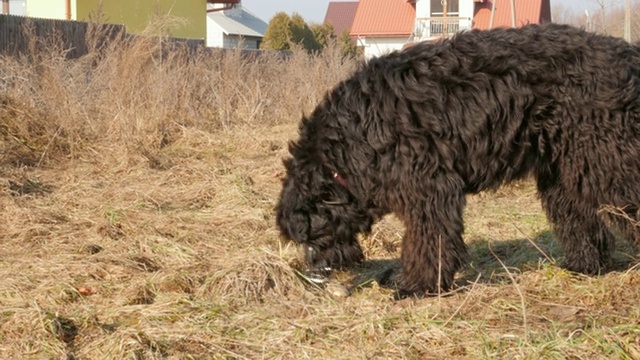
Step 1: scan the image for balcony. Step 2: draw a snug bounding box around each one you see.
[414,17,472,41]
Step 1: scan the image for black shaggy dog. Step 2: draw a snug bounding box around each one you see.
[276,23,640,297]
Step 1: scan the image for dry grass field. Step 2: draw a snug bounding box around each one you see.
[1,25,639,359]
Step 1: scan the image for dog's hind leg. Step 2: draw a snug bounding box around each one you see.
[537,176,615,274]
[600,203,640,261]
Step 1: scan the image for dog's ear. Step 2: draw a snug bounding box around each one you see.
[276,169,311,243]
[282,157,295,173]
[276,199,310,243]
[279,210,309,243]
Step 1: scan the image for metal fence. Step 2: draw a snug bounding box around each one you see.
[414,17,473,41]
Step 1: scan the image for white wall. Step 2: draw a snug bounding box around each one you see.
[206,16,224,47]
[25,0,66,19]
[206,17,262,49]
[459,0,475,20]
[415,0,429,18]
[357,36,410,59]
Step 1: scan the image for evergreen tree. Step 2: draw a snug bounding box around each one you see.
[262,13,340,53]
[260,12,292,50]
[337,28,360,59]
[289,13,319,52]
[311,23,336,49]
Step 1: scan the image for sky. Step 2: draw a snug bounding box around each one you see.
[241,0,627,25]
[242,0,332,24]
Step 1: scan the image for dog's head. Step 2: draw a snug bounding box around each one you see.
[275,156,373,271]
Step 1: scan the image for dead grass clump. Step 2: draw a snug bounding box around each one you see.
[128,255,162,273]
[197,247,311,305]
[7,176,53,196]
[127,283,157,305]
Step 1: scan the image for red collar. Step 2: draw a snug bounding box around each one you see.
[333,172,348,188]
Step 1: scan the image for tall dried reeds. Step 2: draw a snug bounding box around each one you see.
[0,18,357,167]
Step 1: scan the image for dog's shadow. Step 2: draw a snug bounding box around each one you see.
[344,230,638,294]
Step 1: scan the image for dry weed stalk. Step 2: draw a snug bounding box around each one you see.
[599,204,640,228]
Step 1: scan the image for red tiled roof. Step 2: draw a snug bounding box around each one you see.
[324,2,359,36]
[473,0,551,30]
[350,0,550,38]
[350,0,415,37]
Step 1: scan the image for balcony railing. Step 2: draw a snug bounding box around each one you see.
[414,17,472,41]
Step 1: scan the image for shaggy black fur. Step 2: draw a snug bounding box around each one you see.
[276,23,640,297]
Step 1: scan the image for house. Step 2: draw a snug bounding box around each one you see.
[349,0,551,59]
[323,1,359,37]
[349,0,415,57]
[207,1,268,49]
[23,0,239,41]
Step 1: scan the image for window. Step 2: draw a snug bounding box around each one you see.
[430,0,459,17]
[429,0,460,35]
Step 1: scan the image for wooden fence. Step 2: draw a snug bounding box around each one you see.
[0,14,206,59]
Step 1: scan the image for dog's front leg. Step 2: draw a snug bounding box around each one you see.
[397,192,468,297]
